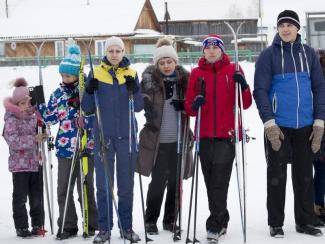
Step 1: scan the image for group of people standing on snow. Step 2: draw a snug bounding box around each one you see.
[3,9,325,243]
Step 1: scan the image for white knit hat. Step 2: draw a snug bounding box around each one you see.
[153,37,178,65]
[105,36,125,51]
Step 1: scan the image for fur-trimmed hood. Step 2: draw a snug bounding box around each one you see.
[141,65,189,93]
[3,97,35,120]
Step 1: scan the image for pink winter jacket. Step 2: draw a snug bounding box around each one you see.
[3,98,39,173]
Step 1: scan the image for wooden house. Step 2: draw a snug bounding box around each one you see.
[0,0,162,61]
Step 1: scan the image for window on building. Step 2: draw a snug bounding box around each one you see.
[55,41,65,57]
[315,20,325,31]
[133,44,155,55]
[0,42,5,57]
[95,40,106,57]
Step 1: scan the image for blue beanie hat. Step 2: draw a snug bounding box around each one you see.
[59,44,81,76]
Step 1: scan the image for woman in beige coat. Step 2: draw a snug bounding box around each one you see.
[137,38,193,235]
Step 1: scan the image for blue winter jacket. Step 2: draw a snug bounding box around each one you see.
[81,56,144,139]
[38,82,95,159]
[254,33,325,128]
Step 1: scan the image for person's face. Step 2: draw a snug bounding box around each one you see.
[278,22,298,43]
[61,73,78,84]
[17,98,31,111]
[158,57,177,76]
[203,45,223,63]
[106,45,124,67]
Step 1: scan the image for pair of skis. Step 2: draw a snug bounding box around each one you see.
[185,22,250,244]
[60,56,91,238]
[34,41,54,236]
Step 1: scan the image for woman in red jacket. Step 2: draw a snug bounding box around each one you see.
[184,34,252,241]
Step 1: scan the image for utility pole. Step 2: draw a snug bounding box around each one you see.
[164,0,170,35]
[259,0,264,50]
[5,0,9,18]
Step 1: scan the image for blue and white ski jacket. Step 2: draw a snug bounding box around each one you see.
[254,33,325,128]
[81,56,144,139]
[38,82,95,159]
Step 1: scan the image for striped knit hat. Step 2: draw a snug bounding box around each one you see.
[59,44,81,76]
[202,35,225,52]
[277,10,300,30]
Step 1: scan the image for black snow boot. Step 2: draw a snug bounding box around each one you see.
[269,226,284,238]
[146,223,158,235]
[296,224,322,236]
[16,228,32,238]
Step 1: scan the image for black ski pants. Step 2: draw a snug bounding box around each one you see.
[12,171,43,229]
[145,143,177,225]
[265,126,315,227]
[57,156,98,231]
[199,138,235,233]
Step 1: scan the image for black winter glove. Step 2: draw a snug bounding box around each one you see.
[29,85,45,106]
[191,95,205,112]
[124,75,139,94]
[170,99,184,111]
[233,72,249,91]
[144,97,157,120]
[86,78,99,94]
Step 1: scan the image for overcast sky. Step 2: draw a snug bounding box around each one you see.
[0,0,324,27]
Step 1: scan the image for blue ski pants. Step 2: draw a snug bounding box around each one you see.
[94,137,136,232]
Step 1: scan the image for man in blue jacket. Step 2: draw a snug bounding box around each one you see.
[254,10,325,238]
[81,36,144,243]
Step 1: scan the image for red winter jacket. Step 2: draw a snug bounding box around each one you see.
[184,55,252,139]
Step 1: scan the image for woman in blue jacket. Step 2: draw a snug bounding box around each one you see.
[254,10,325,238]
[81,36,143,243]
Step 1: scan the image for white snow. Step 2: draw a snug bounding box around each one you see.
[0,1,325,243]
[0,0,147,38]
[0,61,324,244]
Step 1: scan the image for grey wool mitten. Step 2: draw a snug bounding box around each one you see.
[309,119,325,154]
[264,119,284,151]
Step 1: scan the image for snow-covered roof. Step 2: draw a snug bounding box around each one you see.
[0,0,260,40]
[151,0,259,22]
[0,0,147,39]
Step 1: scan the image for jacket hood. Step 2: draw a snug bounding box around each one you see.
[141,64,189,91]
[3,97,35,119]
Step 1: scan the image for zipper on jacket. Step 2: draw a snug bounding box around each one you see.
[299,52,304,72]
[291,43,300,128]
[213,65,217,137]
[226,75,230,90]
[272,93,277,113]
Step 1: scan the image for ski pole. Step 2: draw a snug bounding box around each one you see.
[60,129,81,237]
[129,93,148,243]
[186,77,205,244]
[173,83,184,241]
[88,49,126,244]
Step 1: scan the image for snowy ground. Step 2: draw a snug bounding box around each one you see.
[0,62,324,244]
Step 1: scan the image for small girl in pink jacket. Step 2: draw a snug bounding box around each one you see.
[3,78,45,238]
